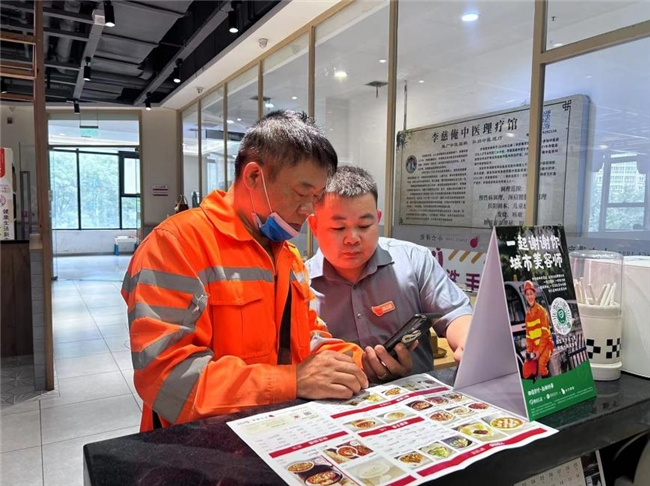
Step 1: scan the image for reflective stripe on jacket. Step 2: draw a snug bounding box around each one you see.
[122,190,363,431]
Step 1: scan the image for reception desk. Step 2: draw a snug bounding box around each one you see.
[83,369,650,486]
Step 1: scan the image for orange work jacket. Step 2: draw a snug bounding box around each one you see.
[122,190,363,431]
[525,302,553,353]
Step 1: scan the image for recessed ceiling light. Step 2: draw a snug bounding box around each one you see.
[552,42,563,48]
[236,118,242,122]
[418,80,425,84]
[227,119,234,124]
[379,59,387,64]
[598,144,609,150]
[334,70,348,80]
[291,96,298,100]
[461,13,479,22]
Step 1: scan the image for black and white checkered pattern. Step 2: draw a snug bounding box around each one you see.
[586,338,620,359]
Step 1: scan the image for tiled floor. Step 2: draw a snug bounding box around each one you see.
[1,255,141,486]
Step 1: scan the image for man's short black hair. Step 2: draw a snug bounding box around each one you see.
[315,165,378,207]
[234,110,337,181]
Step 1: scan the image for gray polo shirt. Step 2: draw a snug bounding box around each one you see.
[306,237,473,374]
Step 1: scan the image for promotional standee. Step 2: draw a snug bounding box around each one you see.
[455,225,597,421]
[0,148,15,241]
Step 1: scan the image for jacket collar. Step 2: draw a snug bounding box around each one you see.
[200,190,256,242]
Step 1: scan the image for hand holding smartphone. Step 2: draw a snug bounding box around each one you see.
[382,313,430,357]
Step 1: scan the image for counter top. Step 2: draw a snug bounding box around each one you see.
[84,370,650,486]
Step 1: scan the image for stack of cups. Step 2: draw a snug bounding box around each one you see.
[569,250,623,381]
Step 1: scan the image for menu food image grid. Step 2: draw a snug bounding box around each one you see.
[228,374,557,486]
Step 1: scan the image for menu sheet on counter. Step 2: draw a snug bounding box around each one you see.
[228,373,557,486]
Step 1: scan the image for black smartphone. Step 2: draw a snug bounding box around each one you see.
[382,313,430,356]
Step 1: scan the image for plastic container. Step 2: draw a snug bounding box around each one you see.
[570,250,623,381]
[621,256,650,378]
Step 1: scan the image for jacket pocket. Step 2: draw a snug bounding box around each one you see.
[208,282,275,362]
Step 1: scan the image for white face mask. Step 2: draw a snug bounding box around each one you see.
[250,170,300,242]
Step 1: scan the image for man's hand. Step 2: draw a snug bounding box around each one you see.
[362,342,415,384]
[297,351,369,400]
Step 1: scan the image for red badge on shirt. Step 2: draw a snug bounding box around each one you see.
[371,301,395,317]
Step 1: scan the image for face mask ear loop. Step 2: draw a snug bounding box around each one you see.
[260,170,274,213]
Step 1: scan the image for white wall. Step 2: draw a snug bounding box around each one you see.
[53,229,138,255]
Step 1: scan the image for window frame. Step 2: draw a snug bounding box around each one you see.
[49,147,141,230]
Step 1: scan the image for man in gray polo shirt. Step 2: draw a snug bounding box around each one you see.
[306,166,473,383]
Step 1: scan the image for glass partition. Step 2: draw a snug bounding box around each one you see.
[315,0,390,212]
[182,104,200,202]
[201,88,226,194]
[547,1,650,50]
[393,1,534,247]
[263,34,309,115]
[227,67,259,185]
[541,37,650,254]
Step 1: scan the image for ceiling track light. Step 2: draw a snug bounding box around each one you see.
[228,7,239,34]
[104,1,116,27]
[73,100,80,114]
[145,92,152,111]
[83,57,92,81]
[173,58,182,84]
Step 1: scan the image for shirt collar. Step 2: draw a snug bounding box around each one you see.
[310,240,394,282]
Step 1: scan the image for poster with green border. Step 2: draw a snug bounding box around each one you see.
[497,225,597,420]
[454,225,597,422]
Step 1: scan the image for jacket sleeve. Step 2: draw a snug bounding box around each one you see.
[122,227,297,426]
[308,310,364,368]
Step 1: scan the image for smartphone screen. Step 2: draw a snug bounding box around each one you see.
[382,313,430,356]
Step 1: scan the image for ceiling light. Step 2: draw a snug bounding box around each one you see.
[552,42,563,48]
[379,59,387,64]
[145,92,152,111]
[598,144,609,150]
[0,79,7,94]
[265,101,274,109]
[226,119,234,124]
[83,57,92,81]
[173,59,182,84]
[506,132,515,138]
[228,9,239,34]
[418,79,425,84]
[334,70,347,80]
[103,1,115,27]
[236,118,242,122]
[73,100,80,114]
[461,12,479,22]
[291,96,298,100]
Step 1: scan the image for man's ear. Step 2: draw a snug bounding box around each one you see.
[242,162,262,191]
[307,213,318,236]
[377,209,383,224]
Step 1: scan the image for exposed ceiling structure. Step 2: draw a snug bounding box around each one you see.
[0,0,281,108]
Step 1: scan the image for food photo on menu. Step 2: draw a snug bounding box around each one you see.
[345,459,405,486]
[322,439,374,465]
[286,456,360,486]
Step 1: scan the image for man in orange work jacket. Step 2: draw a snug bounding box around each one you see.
[122,111,378,432]
[522,280,554,378]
